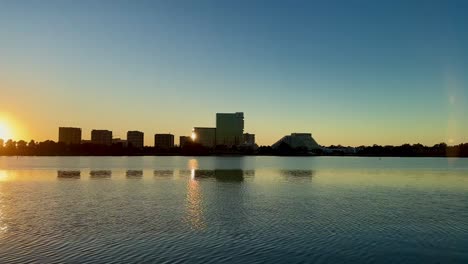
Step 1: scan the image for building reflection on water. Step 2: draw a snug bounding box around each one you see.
[280,170,315,182]
[214,169,244,182]
[211,158,247,232]
[126,170,143,178]
[244,170,255,177]
[194,169,245,182]
[154,170,174,177]
[183,158,254,230]
[90,170,112,179]
[57,170,81,179]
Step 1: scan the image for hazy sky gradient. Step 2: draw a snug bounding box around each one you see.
[1,0,467,146]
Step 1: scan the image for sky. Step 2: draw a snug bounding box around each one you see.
[1,0,467,146]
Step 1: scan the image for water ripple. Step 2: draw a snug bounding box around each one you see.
[0,162,467,263]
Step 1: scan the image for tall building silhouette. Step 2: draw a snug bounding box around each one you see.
[216,112,244,146]
[127,131,144,149]
[58,127,82,145]
[154,134,174,149]
[91,130,112,145]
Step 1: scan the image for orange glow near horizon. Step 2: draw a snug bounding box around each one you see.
[0,120,12,141]
[0,113,28,141]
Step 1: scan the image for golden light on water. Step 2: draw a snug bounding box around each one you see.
[185,175,205,230]
[184,158,205,229]
[188,159,198,171]
[0,171,8,182]
[0,180,8,234]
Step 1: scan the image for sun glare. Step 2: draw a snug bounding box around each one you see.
[0,121,12,141]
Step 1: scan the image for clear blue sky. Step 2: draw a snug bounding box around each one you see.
[1,0,467,146]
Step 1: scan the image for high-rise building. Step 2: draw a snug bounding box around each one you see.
[154,134,174,149]
[179,136,191,148]
[127,131,144,149]
[243,133,255,146]
[58,127,82,145]
[192,127,216,148]
[91,130,113,145]
[216,112,244,146]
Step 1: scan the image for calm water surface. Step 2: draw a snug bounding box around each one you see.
[0,156,467,263]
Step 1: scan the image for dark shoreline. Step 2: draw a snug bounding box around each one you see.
[1,154,467,158]
[2,142,468,157]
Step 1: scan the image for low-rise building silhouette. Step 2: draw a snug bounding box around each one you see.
[91,130,113,145]
[112,138,128,147]
[58,127,82,145]
[272,133,320,151]
[243,133,255,146]
[322,146,356,155]
[155,134,174,149]
[127,131,144,148]
[179,136,191,148]
[192,127,216,148]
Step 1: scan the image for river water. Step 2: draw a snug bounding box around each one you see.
[0,156,467,263]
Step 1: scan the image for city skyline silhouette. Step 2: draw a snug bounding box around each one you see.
[1,1,467,146]
[2,2,468,264]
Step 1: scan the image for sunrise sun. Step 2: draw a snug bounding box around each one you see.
[0,121,12,140]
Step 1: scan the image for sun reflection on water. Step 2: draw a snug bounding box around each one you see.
[185,175,205,230]
[0,186,8,234]
[184,159,205,230]
[0,170,9,182]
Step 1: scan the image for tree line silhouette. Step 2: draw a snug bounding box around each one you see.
[354,143,468,157]
[0,140,235,156]
[0,139,467,157]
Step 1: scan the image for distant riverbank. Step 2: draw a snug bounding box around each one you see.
[1,153,468,158]
[1,141,468,157]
